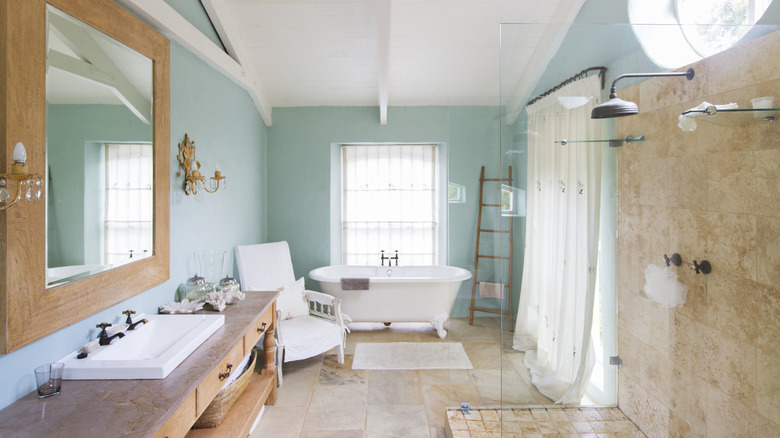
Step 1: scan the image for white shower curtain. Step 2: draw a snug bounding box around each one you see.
[512,75,602,404]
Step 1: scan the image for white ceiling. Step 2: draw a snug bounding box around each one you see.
[221,0,585,109]
[112,0,588,125]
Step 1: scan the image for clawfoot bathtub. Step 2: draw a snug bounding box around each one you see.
[309,265,472,338]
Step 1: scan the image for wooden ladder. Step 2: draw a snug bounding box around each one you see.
[468,166,514,329]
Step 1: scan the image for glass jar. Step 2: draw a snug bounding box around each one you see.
[217,276,242,304]
[175,275,213,302]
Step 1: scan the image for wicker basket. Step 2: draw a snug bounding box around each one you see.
[193,348,257,429]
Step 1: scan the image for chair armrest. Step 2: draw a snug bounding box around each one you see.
[304,290,349,329]
[304,290,337,305]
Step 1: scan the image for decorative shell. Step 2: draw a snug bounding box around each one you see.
[159,299,204,314]
[205,290,228,312]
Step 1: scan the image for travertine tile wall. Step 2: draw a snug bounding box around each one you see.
[615,30,780,438]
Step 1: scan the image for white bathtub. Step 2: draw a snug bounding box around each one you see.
[309,265,472,338]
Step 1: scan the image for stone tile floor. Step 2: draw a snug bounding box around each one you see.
[445,407,647,438]
[250,317,616,438]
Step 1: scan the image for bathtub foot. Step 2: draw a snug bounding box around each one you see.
[383,322,392,327]
[431,313,449,339]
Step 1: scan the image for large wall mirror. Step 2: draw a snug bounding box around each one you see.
[0,0,169,352]
[46,5,155,287]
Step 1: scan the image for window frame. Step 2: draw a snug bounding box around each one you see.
[330,142,449,266]
[102,142,154,267]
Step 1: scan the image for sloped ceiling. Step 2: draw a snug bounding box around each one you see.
[118,0,587,125]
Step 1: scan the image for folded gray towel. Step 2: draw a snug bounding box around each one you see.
[341,277,369,290]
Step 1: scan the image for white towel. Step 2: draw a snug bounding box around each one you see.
[479,281,504,299]
[678,101,738,132]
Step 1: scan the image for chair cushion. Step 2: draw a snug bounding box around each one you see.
[276,277,310,320]
[280,316,343,362]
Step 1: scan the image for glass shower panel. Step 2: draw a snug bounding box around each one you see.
[498,18,778,415]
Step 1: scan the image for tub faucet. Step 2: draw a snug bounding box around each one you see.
[96,322,125,346]
[380,250,390,266]
[390,250,399,266]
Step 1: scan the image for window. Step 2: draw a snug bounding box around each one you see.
[104,143,153,266]
[677,0,770,57]
[501,184,526,217]
[628,0,771,69]
[340,144,438,266]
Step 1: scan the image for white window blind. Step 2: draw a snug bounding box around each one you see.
[104,143,153,266]
[342,144,437,265]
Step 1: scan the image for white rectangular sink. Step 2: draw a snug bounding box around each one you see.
[58,314,225,380]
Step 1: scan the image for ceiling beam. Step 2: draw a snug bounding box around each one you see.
[376,0,391,125]
[200,0,272,128]
[49,13,152,124]
[115,0,273,126]
[504,0,587,125]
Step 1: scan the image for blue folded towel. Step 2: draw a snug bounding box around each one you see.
[341,277,369,290]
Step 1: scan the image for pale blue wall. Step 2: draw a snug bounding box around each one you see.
[266,106,505,317]
[46,104,151,267]
[0,39,267,410]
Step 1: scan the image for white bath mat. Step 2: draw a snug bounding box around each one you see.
[352,342,473,370]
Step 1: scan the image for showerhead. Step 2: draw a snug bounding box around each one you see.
[590,94,639,119]
[591,68,694,119]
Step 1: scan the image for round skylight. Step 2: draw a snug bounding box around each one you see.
[675,0,770,57]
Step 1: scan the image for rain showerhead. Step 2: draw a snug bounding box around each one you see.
[591,68,695,119]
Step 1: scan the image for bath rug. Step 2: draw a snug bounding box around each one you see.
[352,342,473,370]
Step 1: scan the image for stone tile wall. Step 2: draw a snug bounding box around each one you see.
[615,29,780,437]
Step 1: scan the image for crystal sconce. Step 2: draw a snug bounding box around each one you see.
[0,142,44,211]
[176,134,225,195]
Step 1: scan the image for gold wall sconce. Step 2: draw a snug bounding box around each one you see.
[176,134,225,195]
[0,142,44,210]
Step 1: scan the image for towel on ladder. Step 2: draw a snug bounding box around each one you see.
[479,281,504,298]
[341,277,370,290]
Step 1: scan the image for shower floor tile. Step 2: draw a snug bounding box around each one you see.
[445,406,647,438]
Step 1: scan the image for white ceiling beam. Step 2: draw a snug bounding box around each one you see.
[49,13,152,124]
[115,0,273,126]
[47,51,153,124]
[200,0,272,128]
[505,0,587,125]
[376,0,391,125]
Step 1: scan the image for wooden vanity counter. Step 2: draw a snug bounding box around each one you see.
[0,292,277,438]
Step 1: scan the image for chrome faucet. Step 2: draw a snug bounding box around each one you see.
[122,309,148,330]
[96,322,125,346]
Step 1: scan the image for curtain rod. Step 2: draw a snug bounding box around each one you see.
[526,66,607,107]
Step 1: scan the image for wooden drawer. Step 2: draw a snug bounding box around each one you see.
[195,341,244,416]
[153,391,196,438]
[243,304,274,355]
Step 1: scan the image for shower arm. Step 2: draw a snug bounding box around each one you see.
[607,68,695,99]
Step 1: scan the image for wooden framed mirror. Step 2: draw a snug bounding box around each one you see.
[0,0,170,352]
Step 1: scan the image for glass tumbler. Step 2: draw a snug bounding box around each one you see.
[34,362,64,398]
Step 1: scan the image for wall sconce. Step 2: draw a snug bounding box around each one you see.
[0,142,44,211]
[176,134,225,195]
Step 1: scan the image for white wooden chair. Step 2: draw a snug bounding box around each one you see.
[235,241,348,385]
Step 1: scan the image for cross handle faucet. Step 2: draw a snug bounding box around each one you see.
[96,322,125,346]
[122,310,136,324]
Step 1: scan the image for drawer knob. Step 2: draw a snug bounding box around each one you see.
[257,322,267,333]
[218,363,233,380]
